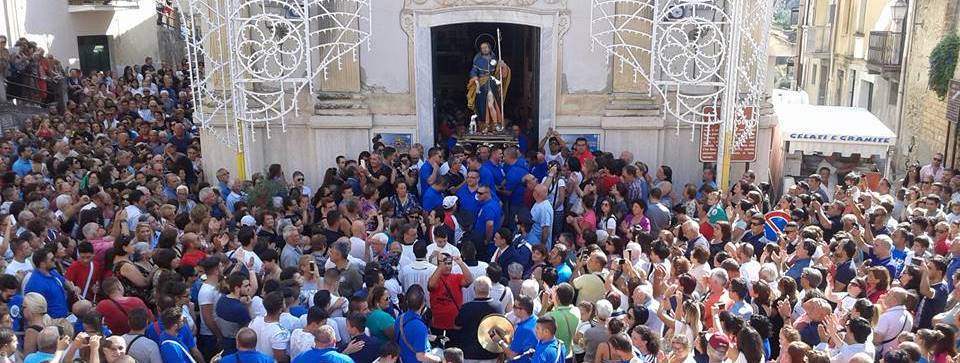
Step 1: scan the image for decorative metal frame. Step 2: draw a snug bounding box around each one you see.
[176,0,372,149]
[590,0,773,148]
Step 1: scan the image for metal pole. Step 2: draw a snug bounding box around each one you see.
[718,0,745,192]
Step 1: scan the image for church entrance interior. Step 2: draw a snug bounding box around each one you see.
[431,22,540,147]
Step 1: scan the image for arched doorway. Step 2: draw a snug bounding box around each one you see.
[430,23,541,146]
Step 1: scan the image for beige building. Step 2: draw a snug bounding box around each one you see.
[0,0,185,74]
[898,0,960,170]
[192,0,779,189]
[797,0,906,132]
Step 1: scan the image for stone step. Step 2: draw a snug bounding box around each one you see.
[606,101,660,110]
[316,92,364,100]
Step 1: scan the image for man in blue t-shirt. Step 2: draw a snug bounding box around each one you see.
[215,272,254,355]
[294,325,355,363]
[157,308,197,363]
[419,148,442,196]
[474,186,503,244]
[394,285,439,363]
[23,248,73,318]
[501,148,529,232]
[527,185,553,246]
[531,316,567,363]
[220,328,274,363]
[0,275,23,332]
[493,296,538,363]
[422,179,446,212]
[916,256,950,330]
[831,239,858,291]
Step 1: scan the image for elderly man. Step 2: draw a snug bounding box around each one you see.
[528,184,552,247]
[856,234,899,279]
[455,276,502,363]
[796,297,832,347]
[175,185,195,214]
[328,240,363,297]
[571,250,608,305]
[24,326,69,363]
[703,268,731,331]
[280,225,303,270]
[682,220,709,256]
[874,287,913,355]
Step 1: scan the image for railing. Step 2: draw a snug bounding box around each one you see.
[867,31,903,70]
[156,0,180,29]
[804,25,832,56]
[2,72,64,110]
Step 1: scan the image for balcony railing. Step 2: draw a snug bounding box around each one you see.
[867,31,903,72]
[68,0,140,12]
[804,25,832,57]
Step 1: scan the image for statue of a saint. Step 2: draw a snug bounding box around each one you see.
[467,40,510,133]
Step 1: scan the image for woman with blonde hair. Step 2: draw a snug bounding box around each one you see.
[21,292,53,356]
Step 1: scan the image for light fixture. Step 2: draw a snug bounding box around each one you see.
[891,0,907,25]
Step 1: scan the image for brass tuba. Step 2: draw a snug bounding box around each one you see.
[478,314,516,353]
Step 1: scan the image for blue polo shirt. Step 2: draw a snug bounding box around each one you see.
[866,248,900,279]
[474,199,503,240]
[422,187,444,212]
[158,331,193,363]
[221,351,274,363]
[533,338,566,363]
[24,270,69,318]
[482,161,504,187]
[419,163,434,195]
[510,316,538,363]
[294,347,354,363]
[504,161,528,205]
[7,294,23,332]
[456,186,481,215]
[394,311,430,363]
[477,165,496,189]
[146,320,196,350]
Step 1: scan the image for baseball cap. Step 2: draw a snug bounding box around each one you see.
[442,196,458,210]
[240,215,257,227]
[709,334,731,350]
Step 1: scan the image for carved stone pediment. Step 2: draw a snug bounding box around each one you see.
[403,0,567,11]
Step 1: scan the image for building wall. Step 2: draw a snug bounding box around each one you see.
[0,0,177,71]
[899,0,958,166]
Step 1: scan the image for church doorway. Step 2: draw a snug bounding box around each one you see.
[431,23,541,147]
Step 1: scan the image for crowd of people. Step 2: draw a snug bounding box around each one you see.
[1,41,960,363]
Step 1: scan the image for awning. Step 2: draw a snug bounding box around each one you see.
[774,104,896,157]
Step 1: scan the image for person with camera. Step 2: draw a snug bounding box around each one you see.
[427,253,474,338]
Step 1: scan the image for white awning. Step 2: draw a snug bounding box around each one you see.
[774,104,896,157]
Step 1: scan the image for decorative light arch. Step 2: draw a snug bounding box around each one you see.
[176,0,372,149]
[591,0,773,149]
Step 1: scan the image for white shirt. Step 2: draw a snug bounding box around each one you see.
[459,261,490,303]
[426,243,461,265]
[399,243,416,267]
[739,260,761,283]
[399,260,436,303]
[197,283,222,336]
[289,328,316,361]
[876,305,912,353]
[323,255,366,272]
[4,258,33,277]
[229,247,263,274]
[247,316,290,355]
[814,342,875,363]
[348,237,367,260]
[280,312,304,331]
[125,204,142,232]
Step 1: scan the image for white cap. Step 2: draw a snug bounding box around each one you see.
[442,196,459,209]
[240,215,257,227]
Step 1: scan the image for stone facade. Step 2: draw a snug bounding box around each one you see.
[199,0,777,189]
[898,0,959,170]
